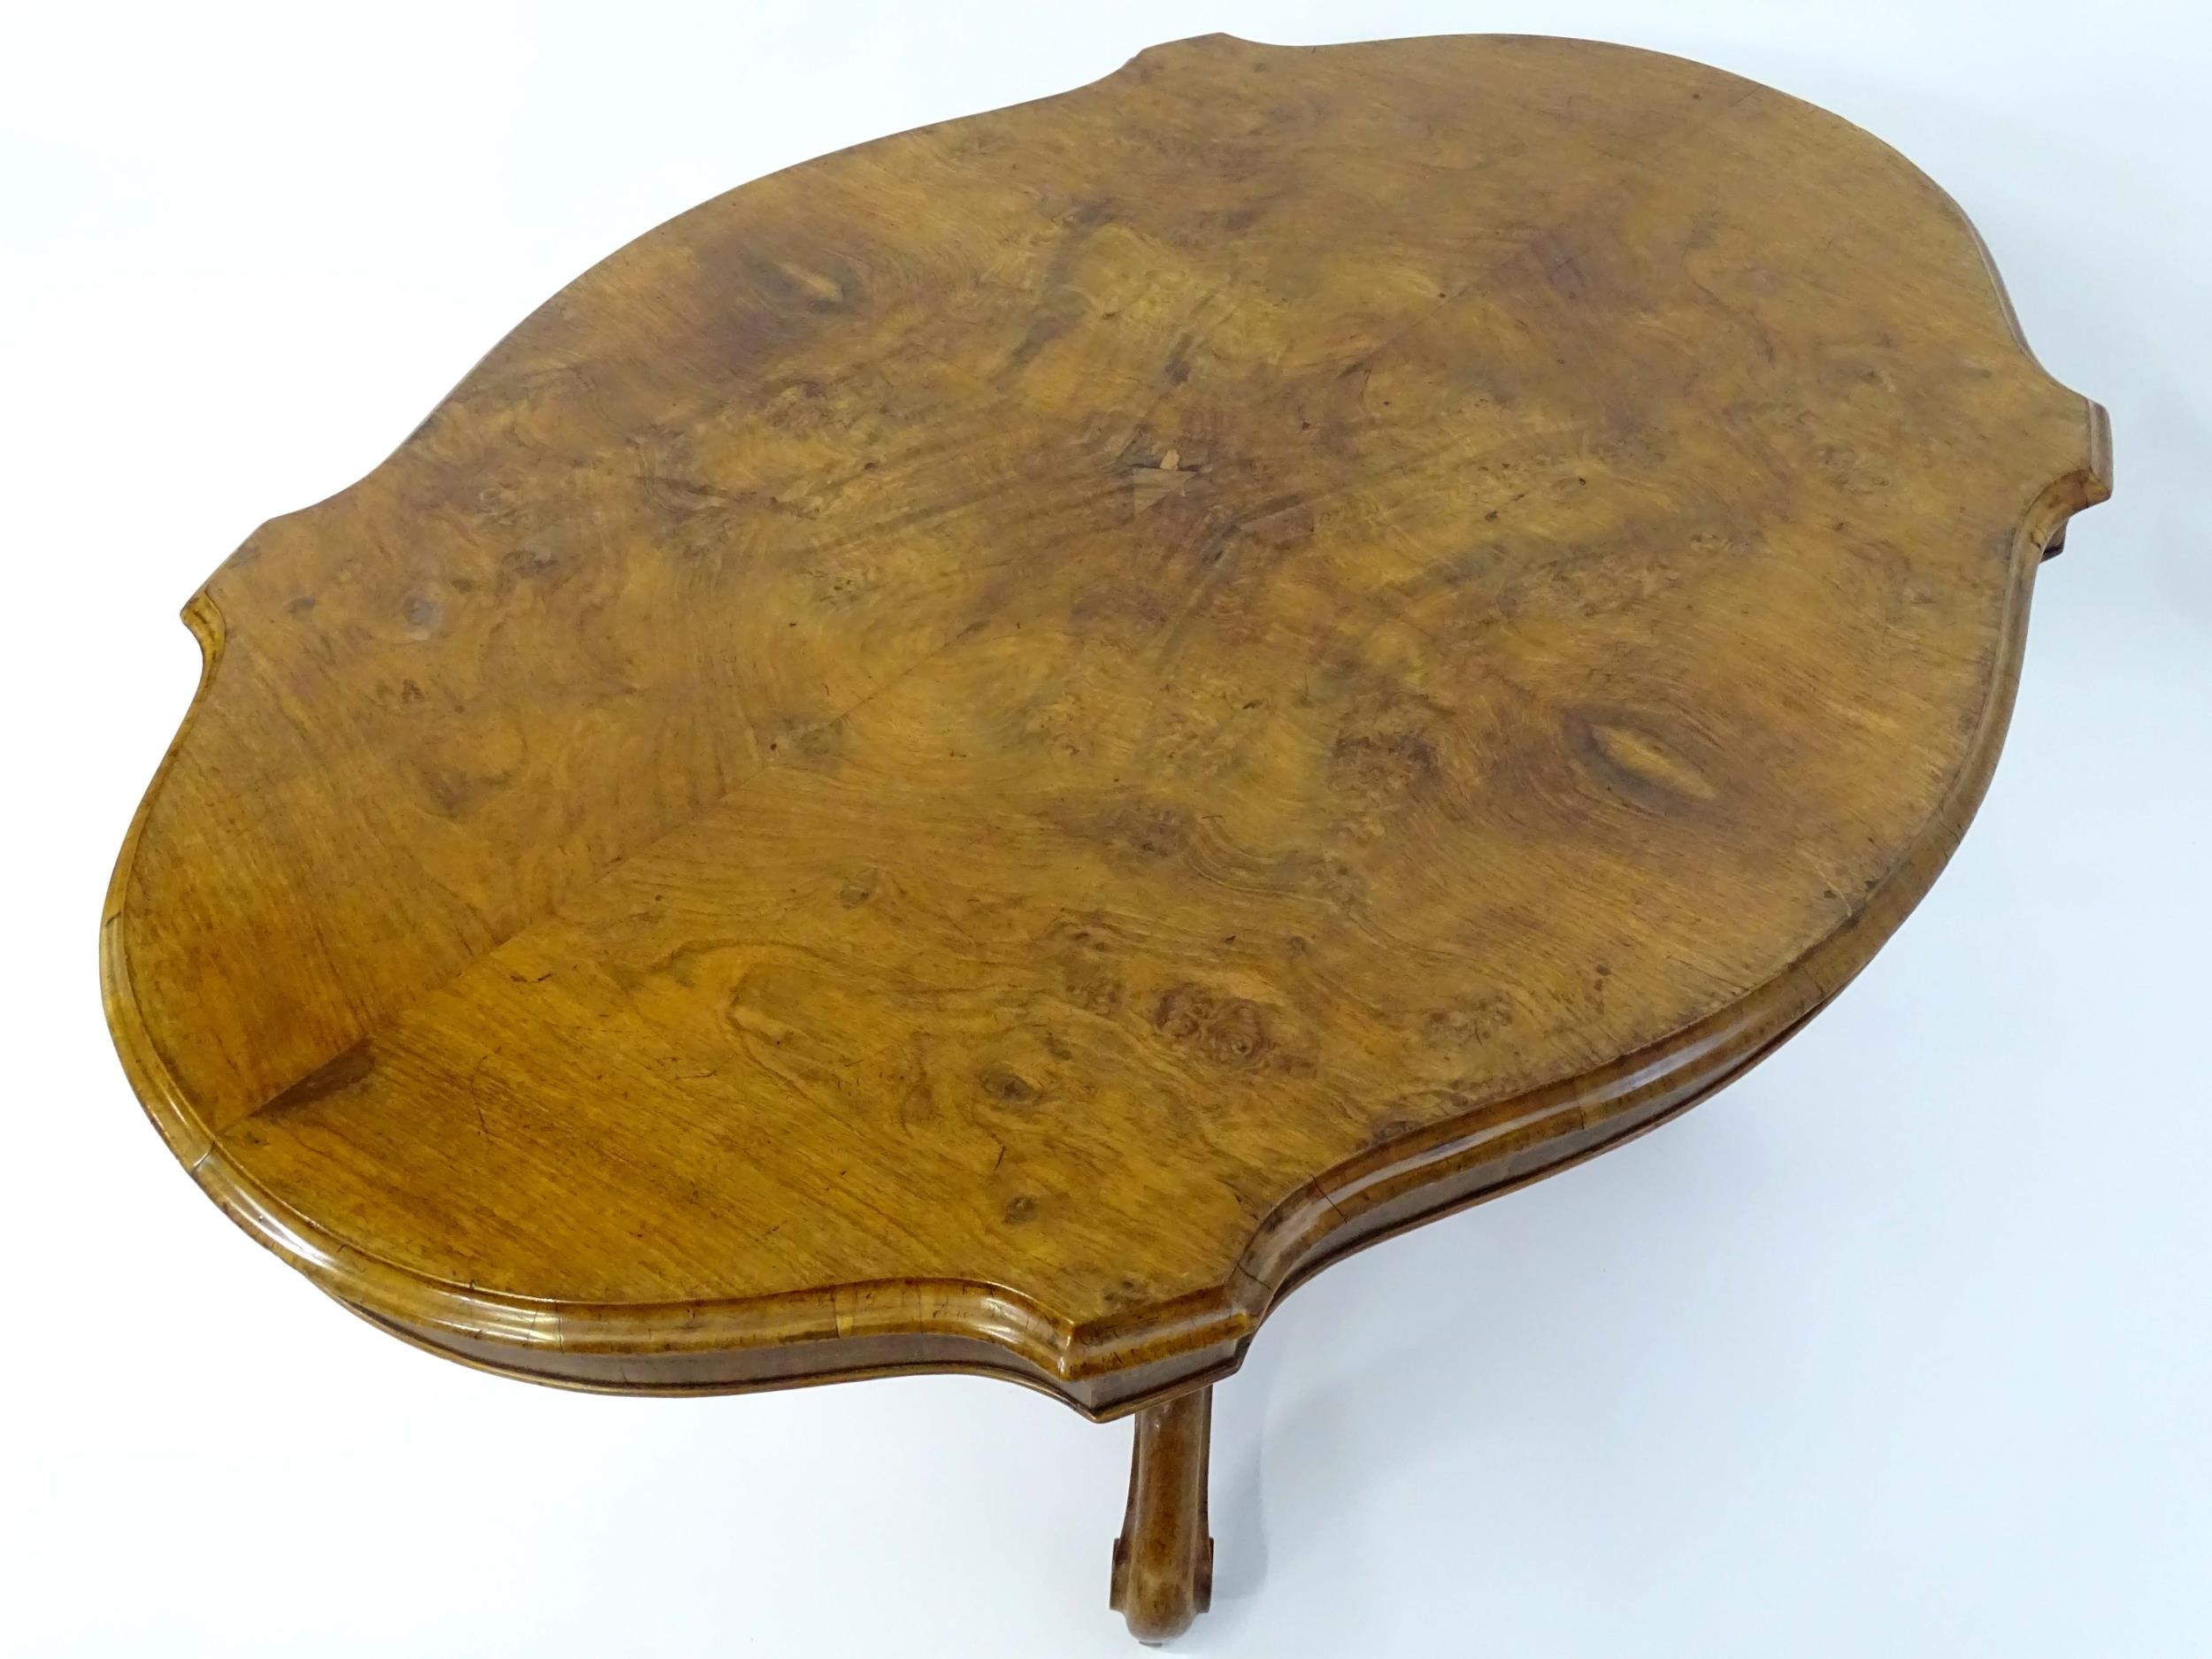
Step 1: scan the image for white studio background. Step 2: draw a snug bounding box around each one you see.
[2,2,2206,1654]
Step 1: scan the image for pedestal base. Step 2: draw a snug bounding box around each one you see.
[1109,1386,1214,1642]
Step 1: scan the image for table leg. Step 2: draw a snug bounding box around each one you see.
[1109,1384,1214,1643]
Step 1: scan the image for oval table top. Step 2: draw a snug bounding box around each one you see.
[103,32,2108,1418]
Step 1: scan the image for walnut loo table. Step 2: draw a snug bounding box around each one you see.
[102,34,2111,1643]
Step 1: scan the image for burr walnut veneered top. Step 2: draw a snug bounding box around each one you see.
[104,33,2107,1417]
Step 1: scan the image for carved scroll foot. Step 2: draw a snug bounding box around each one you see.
[1110,1385,1214,1643]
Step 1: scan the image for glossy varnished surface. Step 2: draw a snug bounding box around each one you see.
[104,33,2108,1416]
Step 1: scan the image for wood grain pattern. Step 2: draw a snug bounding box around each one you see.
[103,32,2109,1424]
